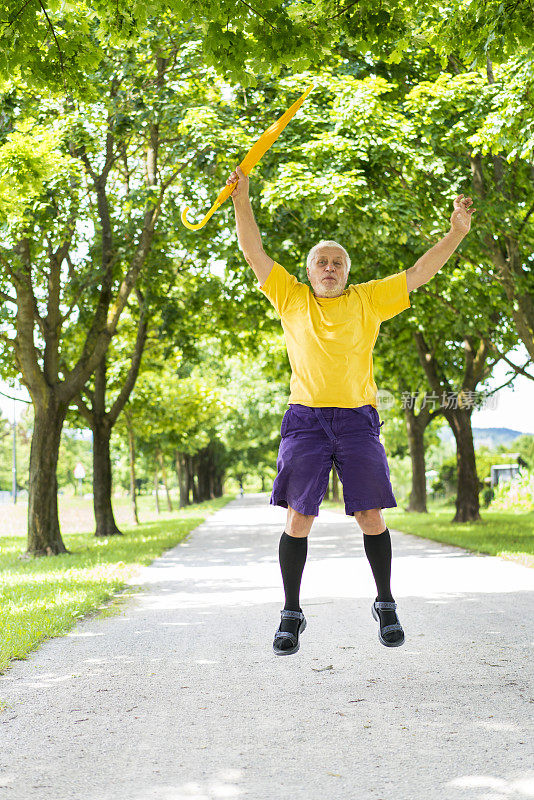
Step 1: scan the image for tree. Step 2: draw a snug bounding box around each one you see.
[214,344,290,491]
[403,54,534,369]
[114,358,228,512]
[0,27,232,554]
[73,290,147,536]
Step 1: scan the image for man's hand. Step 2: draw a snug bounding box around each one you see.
[227,166,249,203]
[450,194,476,236]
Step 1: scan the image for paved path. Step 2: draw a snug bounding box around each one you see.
[1,494,533,800]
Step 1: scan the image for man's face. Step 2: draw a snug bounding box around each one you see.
[306,245,350,298]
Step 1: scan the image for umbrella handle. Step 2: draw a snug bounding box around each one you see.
[181,148,260,228]
[181,182,236,231]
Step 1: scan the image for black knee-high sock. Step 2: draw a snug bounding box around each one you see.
[277,532,308,645]
[279,531,308,611]
[363,527,394,602]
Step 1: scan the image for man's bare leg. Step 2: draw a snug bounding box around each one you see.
[285,504,315,537]
[354,508,385,535]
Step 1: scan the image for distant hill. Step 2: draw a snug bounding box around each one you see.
[437,427,533,449]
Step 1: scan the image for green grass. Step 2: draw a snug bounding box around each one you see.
[0,493,236,676]
[321,498,534,568]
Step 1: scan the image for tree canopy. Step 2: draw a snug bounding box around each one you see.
[3,0,533,94]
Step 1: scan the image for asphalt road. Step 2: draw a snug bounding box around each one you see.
[1,493,533,800]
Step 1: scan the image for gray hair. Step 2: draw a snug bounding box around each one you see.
[306,240,351,271]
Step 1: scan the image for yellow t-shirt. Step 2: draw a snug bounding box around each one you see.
[258,262,411,408]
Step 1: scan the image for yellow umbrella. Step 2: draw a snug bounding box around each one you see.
[181,84,314,231]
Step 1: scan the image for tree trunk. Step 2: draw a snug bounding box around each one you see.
[157,448,173,511]
[206,444,217,500]
[174,450,189,507]
[196,447,206,501]
[185,454,193,502]
[154,460,160,514]
[405,405,428,513]
[208,461,215,499]
[126,416,139,525]
[26,397,69,556]
[189,454,200,503]
[214,470,223,497]
[196,444,214,501]
[92,418,123,536]
[209,439,225,498]
[413,332,488,523]
[447,408,482,522]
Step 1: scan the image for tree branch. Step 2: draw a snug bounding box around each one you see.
[37,0,65,85]
[0,386,31,403]
[108,288,149,426]
[0,288,17,303]
[3,0,35,31]
[484,339,534,381]
[8,239,48,403]
[237,0,277,30]
[322,0,360,22]
[413,329,453,395]
[74,393,93,425]
[518,199,534,237]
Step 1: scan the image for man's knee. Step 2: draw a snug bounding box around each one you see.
[354,508,385,535]
[286,505,315,538]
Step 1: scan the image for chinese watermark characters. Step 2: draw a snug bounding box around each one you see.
[398,390,498,411]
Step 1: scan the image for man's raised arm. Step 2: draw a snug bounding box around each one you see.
[228,166,274,286]
[405,193,476,293]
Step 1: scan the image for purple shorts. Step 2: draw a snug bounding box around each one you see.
[270,404,397,517]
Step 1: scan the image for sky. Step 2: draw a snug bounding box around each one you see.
[469,344,534,434]
[1,345,532,434]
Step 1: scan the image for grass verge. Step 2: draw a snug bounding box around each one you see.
[0,493,235,676]
[321,498,534,569]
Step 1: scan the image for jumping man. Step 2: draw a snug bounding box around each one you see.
[227,165,475,656]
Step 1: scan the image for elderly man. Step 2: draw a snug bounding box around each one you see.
[227,165,475,656]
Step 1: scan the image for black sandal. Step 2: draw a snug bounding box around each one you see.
[372,600,405,647]
[273,609,307,656]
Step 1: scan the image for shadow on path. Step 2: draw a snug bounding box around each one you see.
[0,493,533,800]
